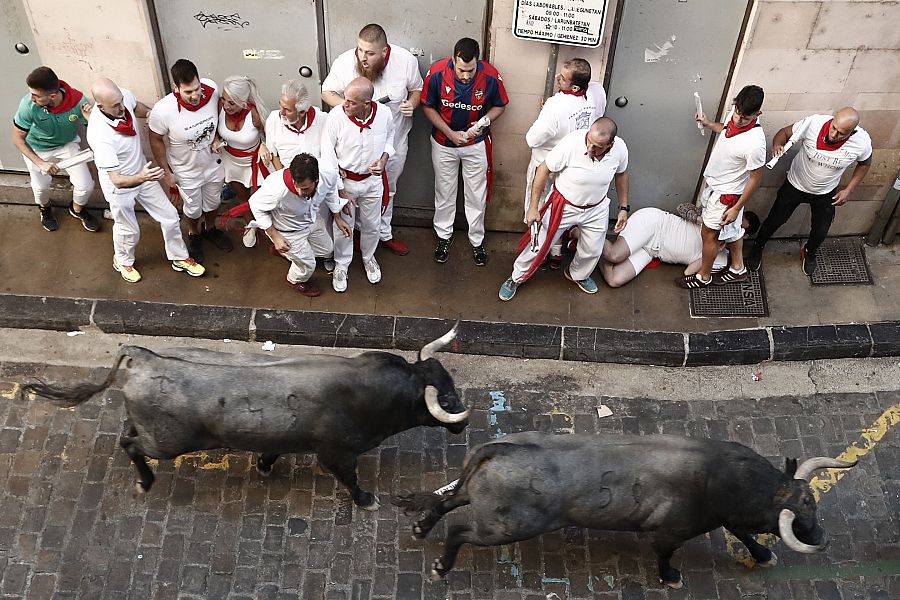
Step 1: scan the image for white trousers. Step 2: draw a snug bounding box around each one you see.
[23,141,95,206]
[333,177,383,269]
[512,199,610,282]
[278,225,333,284]
[180,178,224,220]
[431,138,488,246]
[99,179,189,267]
[381,135,409,241]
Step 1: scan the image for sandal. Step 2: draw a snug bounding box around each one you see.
[675,273,712,289]
[713,268,748,285]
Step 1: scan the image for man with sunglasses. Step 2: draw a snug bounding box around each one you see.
[746,107,872,275]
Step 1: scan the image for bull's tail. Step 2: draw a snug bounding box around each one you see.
[21,351,131,408]
[391,440,534,515]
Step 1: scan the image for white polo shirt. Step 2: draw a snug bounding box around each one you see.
[704,123,767,194]
[264,107,326,165]
[787,114,873,195]
[148,78,222,187]
[250,167,343,232]
[545,130,628,207]
[526,81,607,163]
[321,44,424,143]
[86,88,145,187]
[320,103,395,175]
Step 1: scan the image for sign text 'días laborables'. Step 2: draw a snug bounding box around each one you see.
[513,0,609,47]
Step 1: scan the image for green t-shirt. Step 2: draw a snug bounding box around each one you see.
[13,90,86,151]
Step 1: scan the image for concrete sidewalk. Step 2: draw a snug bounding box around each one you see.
[1,202,899,365]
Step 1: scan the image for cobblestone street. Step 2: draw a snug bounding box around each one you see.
[1,356,899,599]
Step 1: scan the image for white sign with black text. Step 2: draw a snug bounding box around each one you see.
[513,0,610,47]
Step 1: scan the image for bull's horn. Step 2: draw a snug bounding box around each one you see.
[425,385,469,424]
[794,457,857,481]
[419,321,459,361]
[778,509,826,554]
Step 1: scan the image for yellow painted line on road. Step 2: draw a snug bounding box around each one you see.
[724,401,900,568]
[1,383,32,401]
[148,451,253,473]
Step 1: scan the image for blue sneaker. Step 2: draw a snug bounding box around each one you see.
[498,278,519,301]
[564,269,598,294]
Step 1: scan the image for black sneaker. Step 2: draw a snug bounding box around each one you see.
[187,233,205,263]
[39,204,59,232]
[802,246,817,276]
[434,236,452,263]
[69,203,100,232]
[203,227,233,252]
[473,244,488,266]
[745,244,764,272]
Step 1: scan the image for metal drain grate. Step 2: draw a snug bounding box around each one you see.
[810,237,873,286]
[690,270,769,317]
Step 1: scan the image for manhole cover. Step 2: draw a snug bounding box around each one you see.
[809,237,873,286]
[690,270,768,317]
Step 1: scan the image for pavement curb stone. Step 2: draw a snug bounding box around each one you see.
[3,293,898,367]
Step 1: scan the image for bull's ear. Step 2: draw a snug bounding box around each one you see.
[784,458,798,477]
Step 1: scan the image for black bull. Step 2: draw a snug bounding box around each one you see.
[393,431,856,588]
[23,325,468,510]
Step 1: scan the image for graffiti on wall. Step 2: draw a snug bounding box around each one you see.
[193,12,250,31]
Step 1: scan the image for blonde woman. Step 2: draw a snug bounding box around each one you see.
[214,76,270,204]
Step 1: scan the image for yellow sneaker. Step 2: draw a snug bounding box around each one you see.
[113,259,141,283]
[171,258,205,277]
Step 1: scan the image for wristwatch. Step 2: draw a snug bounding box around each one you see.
[618,205,630,212]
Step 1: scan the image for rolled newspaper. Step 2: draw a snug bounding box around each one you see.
[44,149,94,173]
[766,117,811,170]
[693,92,705,136]
[530,220,540,252]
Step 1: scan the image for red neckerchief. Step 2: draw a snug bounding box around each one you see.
[560,87,586,97]
[227,102,254,129]
[282,168,300,195]
[108,108,136,136]
[174,82,215,112]
[724,115,760,138]
[816,119,850,151]
[285,107,316,134]
[584,133,613,162]
[345,102,377,132]
[46,81,83,114]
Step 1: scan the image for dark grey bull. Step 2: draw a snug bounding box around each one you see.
[23,325,467,510]
[393,431,856,588]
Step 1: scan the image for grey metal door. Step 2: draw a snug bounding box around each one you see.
[152,1,322,112]
[322,0,488,220]
[0,0,43,170]
[605,0,751,211]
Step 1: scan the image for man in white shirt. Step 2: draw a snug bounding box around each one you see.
[320,77,395,293]
[322,23,423,256]
[499,117,629,301]
[249,154,345,297]
[600,207,759,287]
[149,59,229,264]
[747,107,873,275]
[524,58,606,269]
[676,85,766,289]
[86,78,204,283]
[264,80,326,169]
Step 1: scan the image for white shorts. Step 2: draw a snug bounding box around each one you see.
[179,179,223,219]
[700,187,745,242]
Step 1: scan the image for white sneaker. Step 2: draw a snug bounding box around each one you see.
[102,209,113,221]
[332,266,348,293]
[323,256,335,273]
[363,258,382,284]
[242,227,257,248]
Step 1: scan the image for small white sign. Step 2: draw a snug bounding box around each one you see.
[513,0,609,47]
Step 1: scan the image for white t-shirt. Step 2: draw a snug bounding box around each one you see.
[320,103,395,175]
[525,81,607,163]
[703,123,766,194]
[148,78,222,187]
[545,130,628,206]
[787,114,873,195]
[321,44,424,144]
[264,107,326,165]
[622,207,729,268]
[249,167,342,232]
[86,88,145,186]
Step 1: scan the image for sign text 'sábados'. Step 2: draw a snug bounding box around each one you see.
[513,0,609,47]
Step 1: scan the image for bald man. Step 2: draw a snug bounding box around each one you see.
[747,107,872,276]
[86,78,204,283]
[499,117,629,301]
[319,76,395,293]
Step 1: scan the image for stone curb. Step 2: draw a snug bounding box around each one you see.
[2,293,898,366]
